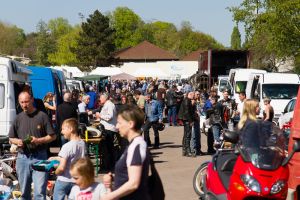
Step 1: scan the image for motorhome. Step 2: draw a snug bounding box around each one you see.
[227,68,267,103]
[0,57,32,141]
[246,72,300,121]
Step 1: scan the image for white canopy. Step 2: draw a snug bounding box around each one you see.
[90,67,122,76]
[133,67,169,78]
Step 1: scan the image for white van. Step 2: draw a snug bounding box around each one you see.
[227,68,267,103]
[246,72,300,121]
[66,79,84,92]
[0,57,32,141]
[217,75,230,100]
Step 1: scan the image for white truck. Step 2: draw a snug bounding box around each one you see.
[0,57,32,142]
[246,72,300,122]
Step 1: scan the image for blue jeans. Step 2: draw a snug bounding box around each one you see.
[53,180,74,200]
[16,151,48,200]
[191,121,201,153]
[212,124,221,142]
[168,105,177,125]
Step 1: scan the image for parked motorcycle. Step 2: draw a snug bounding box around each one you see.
[193,127,300,200]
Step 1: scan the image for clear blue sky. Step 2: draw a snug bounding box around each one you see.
[0,0,244,47]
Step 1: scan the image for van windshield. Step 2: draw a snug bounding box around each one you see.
[262,84,299,99]
[235,81,247,93]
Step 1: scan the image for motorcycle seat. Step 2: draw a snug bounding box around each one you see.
[216,152,237,190]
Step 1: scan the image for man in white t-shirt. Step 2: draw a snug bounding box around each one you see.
[235,92,246,123]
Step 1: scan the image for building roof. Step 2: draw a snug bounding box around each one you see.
[181,49,203,61]
[114,40,178,61]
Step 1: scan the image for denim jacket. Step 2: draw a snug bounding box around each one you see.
[145,100,163,122]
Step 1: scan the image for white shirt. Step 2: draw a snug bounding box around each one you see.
[78,102,87,113]
[237,100,245,116]
[100,100,117,132]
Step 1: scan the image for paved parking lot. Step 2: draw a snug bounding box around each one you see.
[149,125,211,200]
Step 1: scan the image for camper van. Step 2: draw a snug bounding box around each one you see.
[0,57,32,141]
[246,72,300,121]
[227,68,267,103]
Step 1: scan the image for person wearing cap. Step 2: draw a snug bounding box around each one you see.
[144,93,163,148]
[87,86,97,110]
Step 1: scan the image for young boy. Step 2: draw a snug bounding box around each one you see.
[49,118,86,200]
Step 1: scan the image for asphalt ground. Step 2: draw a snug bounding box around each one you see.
[52,125,211,200]
[95,125,211,200]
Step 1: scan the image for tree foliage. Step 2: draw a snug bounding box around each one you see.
[229,0,300,70]
[0,21,25,55]
[36,20,56,65]
[110,7,143,49]
[74,10,115,70]
[47,17,72,40]
[231,26,241,50]
[48,26,80,65]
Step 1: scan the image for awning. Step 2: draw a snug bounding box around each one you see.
[133,67,169,79]
[111,73,136,81]
[77,74,107,81]
[90,67,123,76]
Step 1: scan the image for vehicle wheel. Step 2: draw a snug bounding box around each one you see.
[193,162,208,197]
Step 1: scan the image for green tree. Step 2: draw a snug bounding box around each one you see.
[110,7,144,49]
[150,21,179,53]
[74,10,115,70]
[177,21,223,57]
[229,0,300,70]
[0,22,25,55]
[47,17,72,40]
[16,33,38,63]
[36,20,56,65]
[231,26,241,49]
[48,26,80,65]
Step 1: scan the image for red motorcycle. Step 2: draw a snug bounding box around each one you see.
[193,127,300,200]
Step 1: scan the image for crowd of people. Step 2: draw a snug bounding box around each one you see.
[8,77,276,199]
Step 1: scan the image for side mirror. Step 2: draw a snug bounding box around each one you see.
[282,140,300,166]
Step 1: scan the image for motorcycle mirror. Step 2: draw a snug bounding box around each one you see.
[282,140,300,166]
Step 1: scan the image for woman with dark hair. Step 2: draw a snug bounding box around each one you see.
[102,105,150,200]
[263,97,274,122]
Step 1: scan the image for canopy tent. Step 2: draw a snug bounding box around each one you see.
[77,74,107,81]
[111,72,136,81]
[132,67,169,78]
[90,67,122,76]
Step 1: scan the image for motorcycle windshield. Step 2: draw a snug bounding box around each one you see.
[240,127,286,170]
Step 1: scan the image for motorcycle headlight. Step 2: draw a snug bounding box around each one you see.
[270,180,286,194]
[240,174,261,193]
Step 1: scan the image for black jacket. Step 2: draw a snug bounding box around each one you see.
[178,97,195,122]
[207,102,223,125]
[166,90,182,107]
[56,101,78,131]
